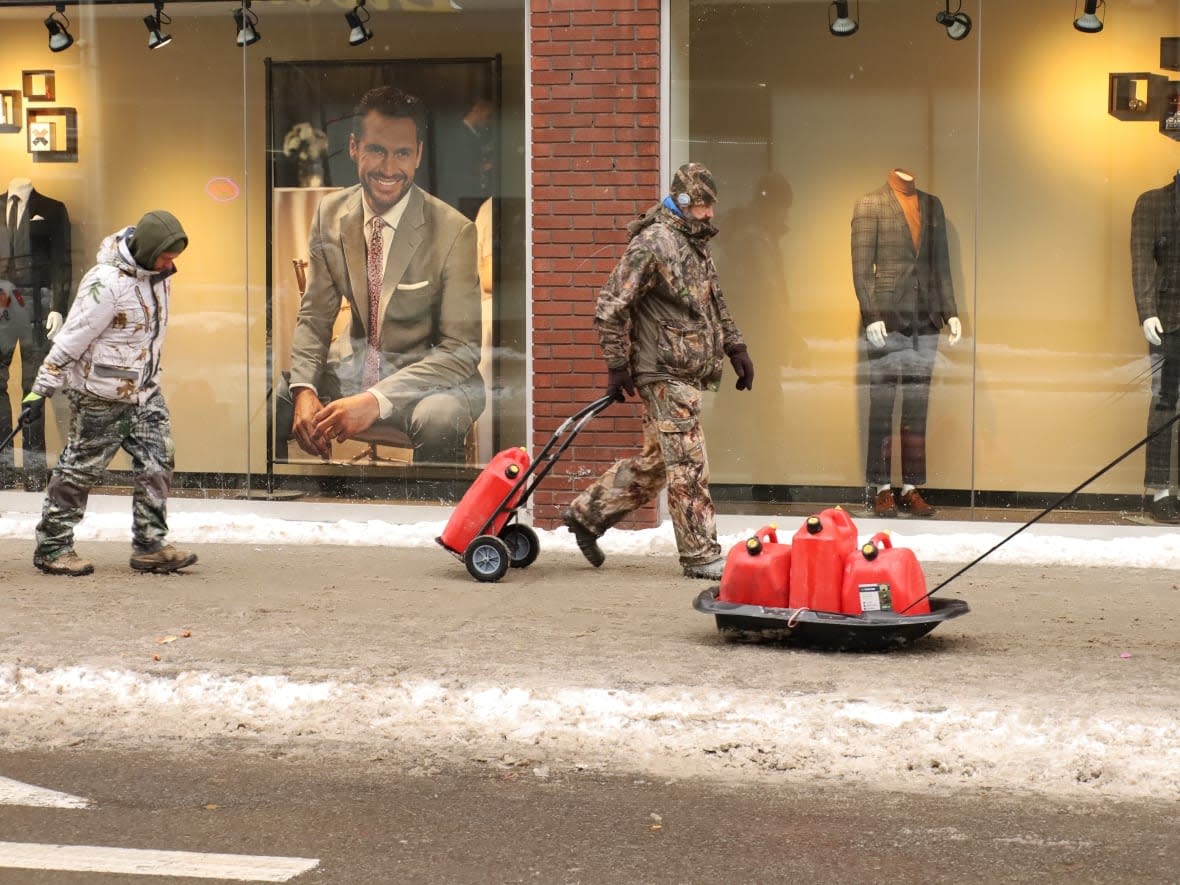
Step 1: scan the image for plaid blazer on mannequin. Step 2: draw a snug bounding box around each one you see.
[851,182,957,333]
[1131,176,1180,332]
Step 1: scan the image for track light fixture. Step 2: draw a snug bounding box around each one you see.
[935,1,971,41]
[234,0,261,47]
[345,0,373,47]
[828,0,858,37]
[44,3,73,53]
[144,1,172,49]
[1074,0,1104,33]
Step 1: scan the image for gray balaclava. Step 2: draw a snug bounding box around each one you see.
[129,210,188,270]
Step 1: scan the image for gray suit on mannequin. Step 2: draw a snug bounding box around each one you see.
[851,169,960,518]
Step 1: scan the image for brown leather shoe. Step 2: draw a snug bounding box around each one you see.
[898,488,936,517]
[34,550,94,576]
[130,545,198,573]
[871,488,897,518]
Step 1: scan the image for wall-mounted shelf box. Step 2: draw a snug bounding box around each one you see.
[1109,72,1168,120]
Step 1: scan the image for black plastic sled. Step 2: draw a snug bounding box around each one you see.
[693,585,970,652]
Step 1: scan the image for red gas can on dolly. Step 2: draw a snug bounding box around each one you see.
[438,447,531,554]
[789,507,858,612]
[719,525,792,607]
[840,531,930,615]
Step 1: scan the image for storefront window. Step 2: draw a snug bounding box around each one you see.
[675,0,1180,524]
[0,0,525,502]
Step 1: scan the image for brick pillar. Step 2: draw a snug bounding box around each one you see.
[529,0,662,529]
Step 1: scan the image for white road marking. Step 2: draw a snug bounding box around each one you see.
[0,776,89,808]
[0,842,319,881]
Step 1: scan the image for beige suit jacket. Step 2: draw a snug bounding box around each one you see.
[288,183,483,416]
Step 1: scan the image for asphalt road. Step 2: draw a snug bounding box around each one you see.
[0,749,1177,884]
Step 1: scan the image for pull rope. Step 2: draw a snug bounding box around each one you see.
[898,408,1180,614]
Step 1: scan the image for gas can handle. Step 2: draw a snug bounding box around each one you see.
[755,524,779,545]
[830,507,855,531]
[867,531,892,551]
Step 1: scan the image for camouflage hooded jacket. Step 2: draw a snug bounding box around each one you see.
[594,203,745,389]
[32,227,175,404]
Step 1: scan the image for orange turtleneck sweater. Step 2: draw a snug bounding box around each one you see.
[887,169,921,250]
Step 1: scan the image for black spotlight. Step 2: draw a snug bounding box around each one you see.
[144,1,173,49]
[828,0,858,37]
[234,0,261,47]
[935,1,971,41]
[1074,0,1104,34]
[44,3,73,53]
[346,0,373,47]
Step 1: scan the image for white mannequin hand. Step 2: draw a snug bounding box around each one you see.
[1144,316,1163,346]
[45,311,63,340]
[865,321,887,349]
[947,316,962,346]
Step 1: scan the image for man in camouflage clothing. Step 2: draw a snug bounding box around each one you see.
[563,163,755,580]
[19,210,198,576]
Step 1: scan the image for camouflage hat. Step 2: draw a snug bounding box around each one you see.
[670,162,718,208]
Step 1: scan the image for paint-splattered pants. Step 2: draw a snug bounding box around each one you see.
[566,379,720,567]
[35,388,175,560]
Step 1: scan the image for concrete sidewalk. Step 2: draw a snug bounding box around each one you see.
[4,488,1177,541]
[2,488,1180,807]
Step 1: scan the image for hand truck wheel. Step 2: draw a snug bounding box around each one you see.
[464,535,511,583]
[499,523,540,569]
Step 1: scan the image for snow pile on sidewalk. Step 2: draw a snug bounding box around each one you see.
[4,508,1180,568]
[1,665,1176,801]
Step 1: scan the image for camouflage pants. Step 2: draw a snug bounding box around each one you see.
[567,378,720,567]
[35,388,175,560]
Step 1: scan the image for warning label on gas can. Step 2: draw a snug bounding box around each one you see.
[858,582,893,612]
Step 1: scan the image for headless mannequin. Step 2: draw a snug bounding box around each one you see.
[855,168,962,504]
[1,175,71,488]
[5,177,63,337]
[1139,168,1180,352]
[1128,171,1180,512]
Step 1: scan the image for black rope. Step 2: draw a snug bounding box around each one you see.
[898,407,1180,613]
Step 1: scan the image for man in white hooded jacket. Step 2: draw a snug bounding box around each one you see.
[20,210,197,576]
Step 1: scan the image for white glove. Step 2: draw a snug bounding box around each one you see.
[865,321,887,349]
[45,311,63,340]
[947,316,962,346]
[1144,316,1163,346]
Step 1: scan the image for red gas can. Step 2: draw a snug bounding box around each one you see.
[789,507,858,612]
[719,525,792,608]
[840,532,930,615]
[438,447,531,553]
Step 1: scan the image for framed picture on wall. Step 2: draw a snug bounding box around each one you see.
[28,120,54,151]
[265,57,501,476]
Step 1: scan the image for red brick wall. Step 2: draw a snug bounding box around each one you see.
[529,0,662,529]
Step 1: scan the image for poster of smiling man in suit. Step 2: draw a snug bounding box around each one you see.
[274,84,485,467]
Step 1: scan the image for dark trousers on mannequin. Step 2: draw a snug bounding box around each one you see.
[0,296,47,486]
[865,323,939,488]
[1144,329,1180,490]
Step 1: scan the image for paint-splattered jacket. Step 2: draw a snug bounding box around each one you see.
[595,203,744,390]
[32,227,174,404]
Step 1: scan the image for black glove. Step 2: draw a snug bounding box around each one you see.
[605,366,636,402]
[19,392,45,426]
[727,345,754,391]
